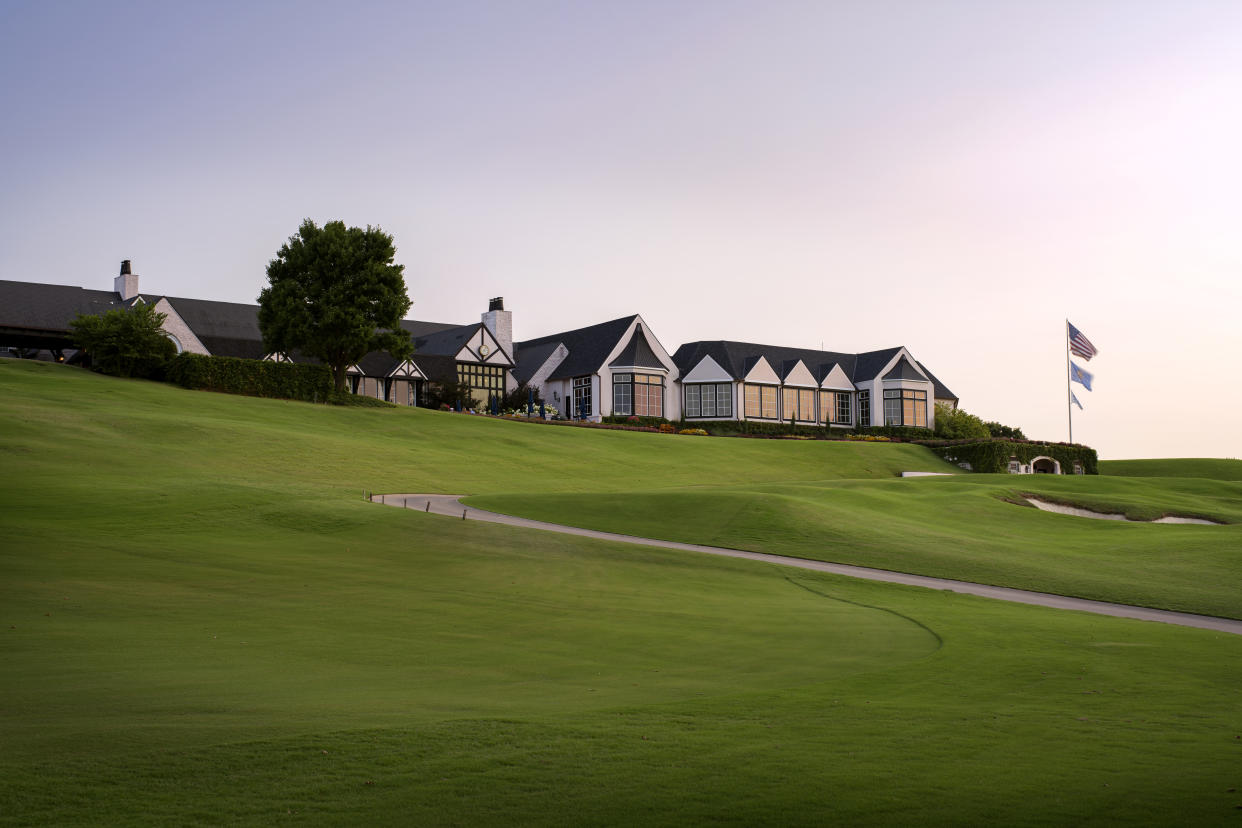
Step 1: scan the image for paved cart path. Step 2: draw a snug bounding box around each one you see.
[372,493,1242,637]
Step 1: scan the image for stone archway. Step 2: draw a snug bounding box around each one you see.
[1031,456,1061,474]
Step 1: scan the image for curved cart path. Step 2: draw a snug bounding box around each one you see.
[373,493,1242,637]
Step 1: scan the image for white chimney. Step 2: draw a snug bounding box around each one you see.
[114,260,139,301]
[481,296,513,357]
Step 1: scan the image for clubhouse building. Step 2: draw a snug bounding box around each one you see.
[1,260,956,429]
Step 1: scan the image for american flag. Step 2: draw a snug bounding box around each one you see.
[1067,322,1098,360]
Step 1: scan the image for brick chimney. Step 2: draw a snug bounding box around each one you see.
[114,260,139,301]
[481,296,512,358]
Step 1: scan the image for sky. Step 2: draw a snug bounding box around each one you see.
[2,0,1240,459]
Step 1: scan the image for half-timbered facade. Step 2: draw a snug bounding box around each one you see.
[0,263,516,407]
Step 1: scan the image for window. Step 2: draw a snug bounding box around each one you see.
[858,390,870,427]
[573,376,593,418]
[744,384,778,419]
[457,362,506,405]
[614,373,663,417]
[883,388,927,427]
[781,387,815,421]
[685,383,732,418]
[612,374,632,415]
[634,373,662,417]
[819,391,852,424]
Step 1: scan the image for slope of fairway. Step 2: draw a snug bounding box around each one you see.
[474,473,1242,618]
[5,360,1242,825]
[0,360,952,502]
[1100,457,1242,480]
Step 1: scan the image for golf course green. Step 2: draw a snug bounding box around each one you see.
[2,359,1240,825]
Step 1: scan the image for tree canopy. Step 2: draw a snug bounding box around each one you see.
[70,302,176,379]
[933,402,992,440]
[258,219,412,393]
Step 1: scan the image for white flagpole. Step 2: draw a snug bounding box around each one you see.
[1066,319,1073,444]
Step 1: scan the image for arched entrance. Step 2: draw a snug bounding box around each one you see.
[1031,456,1061,474]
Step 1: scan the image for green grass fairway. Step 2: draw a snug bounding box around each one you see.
[1101,457,1242,480]
[474,472,1242,618]
[4,360,1242,825]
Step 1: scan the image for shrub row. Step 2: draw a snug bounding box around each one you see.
[655,419,933,441]
[601,415,670,428]
[166,353,332,402]
[921,438,1099,475]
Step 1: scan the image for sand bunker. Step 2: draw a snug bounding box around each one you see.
[1024,497,1220,525]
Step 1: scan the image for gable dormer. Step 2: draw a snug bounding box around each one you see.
[455,323,514,366]
[741,355,780,385]
[819,363,855,391]
[388,359,427,380]
[609,323,665,370]
[781,359,817,388]
[680,353,731,383]
[883,355,930,382]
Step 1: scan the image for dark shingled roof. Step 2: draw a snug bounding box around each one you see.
[408,353,459,385]
[0,278,494,380]
[156,299,475,377]
[916,361,958,402]
[512,340,562,384]
[515,315,638,381]
[0,280,130,347]
[159,296,265,359]
[407,321,481,357]
[608,324,664,369]
[883,356,928,382]
[671,341,946,390]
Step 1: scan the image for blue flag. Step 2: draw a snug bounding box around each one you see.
[1071,391,1083,410]
[1070,362,1094,391]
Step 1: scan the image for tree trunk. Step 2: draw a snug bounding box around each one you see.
[333,362,347,394]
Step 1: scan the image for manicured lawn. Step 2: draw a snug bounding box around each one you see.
[3,359,1242,825]
[1101,457,1242,481]
[474,472,1242,618]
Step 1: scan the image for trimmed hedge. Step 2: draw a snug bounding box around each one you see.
[166,353,332,402]
[664,420,934,441]
[601,415,671,428]
[922,438,1098,475]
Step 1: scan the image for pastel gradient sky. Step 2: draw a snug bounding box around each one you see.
[3,1,1240,459]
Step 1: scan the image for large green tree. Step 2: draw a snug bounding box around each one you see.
[258,219,413,393]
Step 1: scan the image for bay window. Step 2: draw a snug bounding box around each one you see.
[883,388,927,427]
[612,373,663,417]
